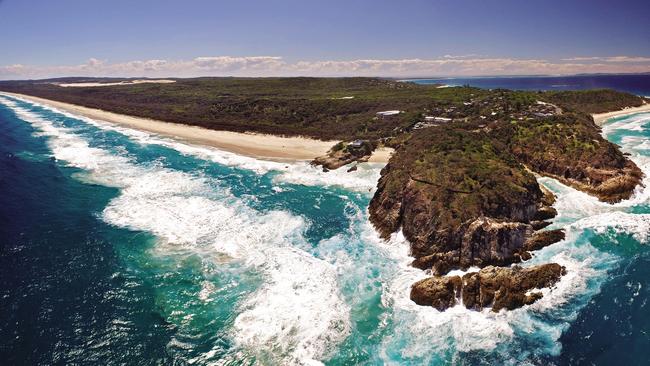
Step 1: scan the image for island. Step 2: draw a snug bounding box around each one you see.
[1,77,647,312]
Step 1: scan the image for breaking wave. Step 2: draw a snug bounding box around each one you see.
[0,95,352,365]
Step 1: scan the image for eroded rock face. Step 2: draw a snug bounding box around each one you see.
[369,128,572,277]
[524,229,565,252]
[410,263,566,312]
[411,217,543,275]
[409,275,462,311]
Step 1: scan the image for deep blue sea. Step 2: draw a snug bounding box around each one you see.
[1,93,649,365]
[409,74,650,96]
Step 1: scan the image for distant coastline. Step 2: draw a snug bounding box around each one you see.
[406,73,650,97]
[2,92,393,163]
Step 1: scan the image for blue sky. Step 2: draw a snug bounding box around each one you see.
[1,0,649,78]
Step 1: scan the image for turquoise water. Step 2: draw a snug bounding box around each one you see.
[0,94,649,365]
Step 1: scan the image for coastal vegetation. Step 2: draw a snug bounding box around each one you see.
[0,77,440,140]
[3,78,642,143]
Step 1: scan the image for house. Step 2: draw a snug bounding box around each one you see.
[424,116,452,123]
[349,139,365,149]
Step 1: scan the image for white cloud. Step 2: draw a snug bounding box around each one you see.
[562,56,650,63]
[1,55,649,79]
[193,56,285,71]
[442,54,483,59]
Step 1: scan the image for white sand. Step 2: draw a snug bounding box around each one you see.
[4,92,393,162]
[592,101,650,125]
[57,79,176,87]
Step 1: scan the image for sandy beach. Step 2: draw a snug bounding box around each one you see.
[3,92,393,163]
[592,101,650,125]
[57,79,176,87]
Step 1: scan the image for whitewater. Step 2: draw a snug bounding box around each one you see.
[1,93,649,365]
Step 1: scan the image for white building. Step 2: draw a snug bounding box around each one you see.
[376,110,402,119]
[424,116,452,123]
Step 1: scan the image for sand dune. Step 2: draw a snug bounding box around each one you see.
[57,79,176,87]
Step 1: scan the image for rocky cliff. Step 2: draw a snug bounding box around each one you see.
[491,112,643,203]
[369,127,566,276]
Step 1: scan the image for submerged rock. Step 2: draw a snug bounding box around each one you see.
[410,263,566,312]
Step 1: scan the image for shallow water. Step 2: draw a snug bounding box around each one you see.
[0,94,648,365]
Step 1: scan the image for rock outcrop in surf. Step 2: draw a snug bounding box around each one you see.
[311,140,375,171]
[410,263,566,312]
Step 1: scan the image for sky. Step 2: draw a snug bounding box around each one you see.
[0,0,649,79]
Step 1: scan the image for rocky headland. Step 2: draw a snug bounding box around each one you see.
[368,91,645,312]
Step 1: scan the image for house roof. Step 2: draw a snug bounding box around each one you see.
[376,110,401,116]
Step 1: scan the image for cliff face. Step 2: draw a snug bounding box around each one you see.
[369,127,563,276]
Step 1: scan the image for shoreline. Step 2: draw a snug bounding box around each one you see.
[6,91,648,162]
[2,92,393,163]
[592,102,650,126]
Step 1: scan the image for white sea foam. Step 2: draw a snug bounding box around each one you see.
[2,93,382,193]
[601,112,650,134]
[370,215,617,363]
[583,112,650,208]
[0,96,351,365]
[374,231,518,359]
[568,212,650,243]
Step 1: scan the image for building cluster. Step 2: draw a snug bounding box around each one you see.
[506,100,563,121]
[413,116,453,130]
[376,95,563,132]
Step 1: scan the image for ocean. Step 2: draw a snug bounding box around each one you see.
[0,93,649,365]
[409,74,650,97]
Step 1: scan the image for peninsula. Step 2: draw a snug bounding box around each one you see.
[1,77,647,311]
